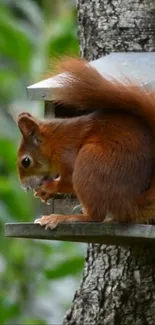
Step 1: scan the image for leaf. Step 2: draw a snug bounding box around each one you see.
[0,298,20,324]
[0,7,32,73]
[13,0,44,30]
[23,318,47,325]
[0,137,18,172]
[45,256,84,279]
[0,176,12,193]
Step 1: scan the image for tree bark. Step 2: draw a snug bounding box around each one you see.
[63,1,155,324]
[77,0,155,60]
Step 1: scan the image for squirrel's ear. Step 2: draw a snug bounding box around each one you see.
[17,113,40,143]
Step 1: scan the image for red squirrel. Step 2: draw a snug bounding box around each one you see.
[17,57,155,229]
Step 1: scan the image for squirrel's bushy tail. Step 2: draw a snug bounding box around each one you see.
[52,57,155,120]
[52,57,155,204]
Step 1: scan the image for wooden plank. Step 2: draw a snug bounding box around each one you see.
[43,198,79,216]
[45,100,55,117]
[27,72,68,101]
[27,52,155,100]
[4,222,155,247]
[90,52,155,86]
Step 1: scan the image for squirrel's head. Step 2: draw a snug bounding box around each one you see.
[17,112,55,191]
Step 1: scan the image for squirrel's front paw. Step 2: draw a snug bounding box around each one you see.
[34,214,60,229]
[33,179,58,204]
[34,188,53,204]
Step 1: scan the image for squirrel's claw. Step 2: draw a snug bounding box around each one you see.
[34,215,58,229]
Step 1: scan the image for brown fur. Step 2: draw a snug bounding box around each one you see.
[17,58,155,229]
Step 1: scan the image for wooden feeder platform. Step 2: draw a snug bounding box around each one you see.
[4,222,155,246]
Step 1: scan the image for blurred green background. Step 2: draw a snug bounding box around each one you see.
[0,0,85,324]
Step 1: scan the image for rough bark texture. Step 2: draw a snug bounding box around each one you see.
[62,0,155,325]
[77,0,155,60]
[64,245,155,325]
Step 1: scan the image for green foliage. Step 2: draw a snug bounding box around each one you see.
[45,256,84,279]
[0,0,83,324]
[48,9,79,56]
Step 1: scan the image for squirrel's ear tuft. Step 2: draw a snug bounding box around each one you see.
[17,113,40,142]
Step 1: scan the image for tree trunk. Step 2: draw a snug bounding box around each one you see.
[63,1,155,325]
[77,0,155,60]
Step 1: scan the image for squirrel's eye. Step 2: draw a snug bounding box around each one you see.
[21,157,32,169]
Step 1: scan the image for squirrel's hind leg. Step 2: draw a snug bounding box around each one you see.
[72,142,141,223]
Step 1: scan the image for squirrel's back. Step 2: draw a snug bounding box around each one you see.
[88,112,153,193]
